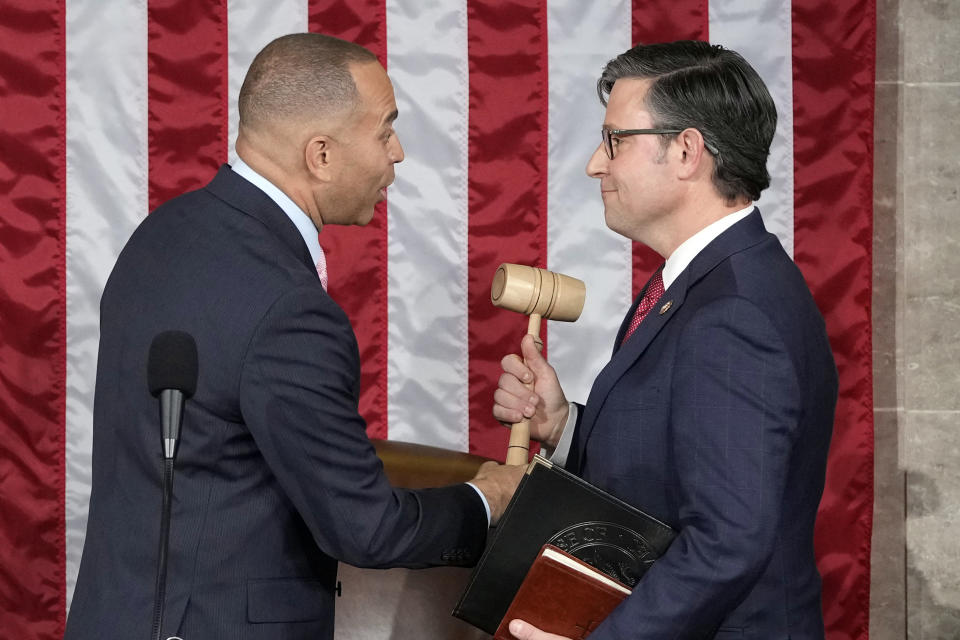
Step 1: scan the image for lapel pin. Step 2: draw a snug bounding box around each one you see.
[659,300,673,315]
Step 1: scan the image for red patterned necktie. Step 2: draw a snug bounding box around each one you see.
[316,247,328,291]
[621,268,664,344]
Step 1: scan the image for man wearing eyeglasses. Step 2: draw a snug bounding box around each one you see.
[495,41,837,640]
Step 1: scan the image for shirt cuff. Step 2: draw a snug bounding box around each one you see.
[541,402,578,467]
[465,482,492,527]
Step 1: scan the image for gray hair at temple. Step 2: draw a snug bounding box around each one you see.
[597,40,777,204]
[239,33,377,130]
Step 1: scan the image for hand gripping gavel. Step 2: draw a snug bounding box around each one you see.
[490,264,586,465]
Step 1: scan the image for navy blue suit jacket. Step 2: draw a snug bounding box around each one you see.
[65,166,487,640]
[570,210,837,639]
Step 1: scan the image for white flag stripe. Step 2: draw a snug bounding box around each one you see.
[64,0,149,606]
[227,0,309,165]
[710,0,795,256]
[386,0,471,450]
[547,0,634,402]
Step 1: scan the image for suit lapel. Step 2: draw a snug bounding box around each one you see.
[574,273,688,463]
[204,164,316,275]
[574,209,771,467]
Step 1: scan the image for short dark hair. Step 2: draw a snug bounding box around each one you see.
[239,33,377,130]
[597,40,777,203]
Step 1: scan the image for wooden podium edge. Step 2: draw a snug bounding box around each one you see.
[371,439,492,489]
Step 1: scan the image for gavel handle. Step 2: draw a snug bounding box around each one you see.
[506,314,542,465]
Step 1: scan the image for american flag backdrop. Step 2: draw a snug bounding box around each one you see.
[0,1,875,638]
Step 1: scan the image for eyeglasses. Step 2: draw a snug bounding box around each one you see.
[601,128,720,160]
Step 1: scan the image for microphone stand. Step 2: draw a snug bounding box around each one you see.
[151,388,186,640]
[150,457,176,640]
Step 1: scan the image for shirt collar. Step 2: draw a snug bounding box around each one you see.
[662,204,755,289]
[231,159,324,267]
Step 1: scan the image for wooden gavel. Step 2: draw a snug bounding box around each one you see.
[491,263,586,465]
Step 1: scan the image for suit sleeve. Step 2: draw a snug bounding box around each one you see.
[237,285,487,568]
[590,295,802,639]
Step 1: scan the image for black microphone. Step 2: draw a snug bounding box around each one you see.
[147,331,198,460]
[146,331,197,640]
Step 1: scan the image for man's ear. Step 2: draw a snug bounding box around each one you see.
[675,128,708,180]
[305,135,334,181]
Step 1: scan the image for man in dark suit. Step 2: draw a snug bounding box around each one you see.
[65,33,523,640]
[494,41,838,640]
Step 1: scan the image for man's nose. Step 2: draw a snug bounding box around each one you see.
[391,134,405,163]
[585,143,608,178]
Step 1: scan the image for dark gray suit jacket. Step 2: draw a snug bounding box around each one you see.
[570,210,837,639]
[65,166,487,639]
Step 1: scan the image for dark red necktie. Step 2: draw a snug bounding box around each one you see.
[621,268,664,344]
[315,247,328,291]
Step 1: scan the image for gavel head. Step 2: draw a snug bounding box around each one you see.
[490,263,586,321]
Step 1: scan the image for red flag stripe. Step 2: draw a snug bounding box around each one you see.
[632,0,709,46]
[792,1,876,638]
[0,1,67,637]
[147,0,229,211]
[466,0,550,459]
[309,0,389,440]
[629,0,709,297]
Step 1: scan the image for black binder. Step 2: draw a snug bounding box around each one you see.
[453,455,676,634]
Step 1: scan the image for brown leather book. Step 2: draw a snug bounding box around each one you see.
[453,455,675,635]
[493,544,631,640]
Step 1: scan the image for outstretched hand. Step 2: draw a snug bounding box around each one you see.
[492,334,569,449]
[468,461,527,526]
